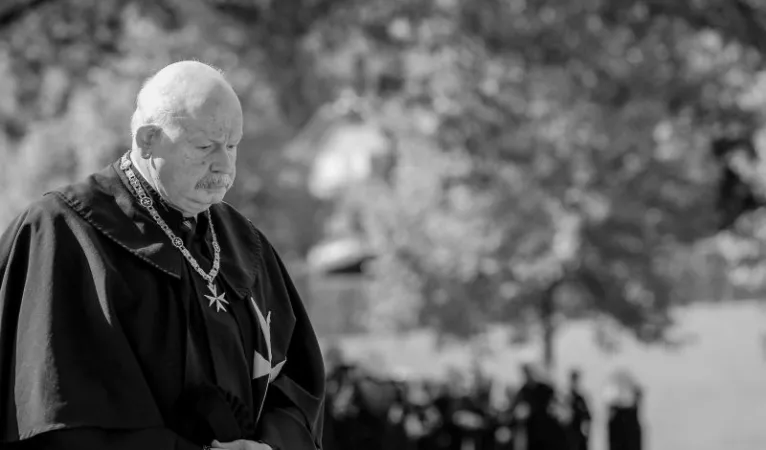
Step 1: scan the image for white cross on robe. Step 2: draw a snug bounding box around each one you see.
[250,296,286,382]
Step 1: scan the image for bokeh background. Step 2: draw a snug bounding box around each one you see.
[1,1,766,449]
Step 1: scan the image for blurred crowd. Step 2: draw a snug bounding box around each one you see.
[321,351,643,450]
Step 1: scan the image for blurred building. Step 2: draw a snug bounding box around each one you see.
[304,235,374,337]
[290,95,393,338]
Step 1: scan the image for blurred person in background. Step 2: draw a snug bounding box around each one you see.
[564,369,591,450]
[605,371,643,450]
[324,361,362,450]
[403,379,445,450]
[321,343,348,450]
[0,61,325,450]
[507,363,567,450]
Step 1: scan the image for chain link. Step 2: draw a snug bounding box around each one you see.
[120,154,221,284]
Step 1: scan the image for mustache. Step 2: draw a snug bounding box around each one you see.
[195,174,234,190]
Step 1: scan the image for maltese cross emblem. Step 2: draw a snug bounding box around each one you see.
[205,282,229,312]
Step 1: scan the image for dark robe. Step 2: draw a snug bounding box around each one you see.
[566,387,591,450]
[0,159,325,449]
[509,381,566,450]
[607,393,642,450]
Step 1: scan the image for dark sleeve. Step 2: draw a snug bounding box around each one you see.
[254,236,326,450]
[0,199,195,448]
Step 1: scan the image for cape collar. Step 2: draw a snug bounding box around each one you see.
[51,158,259,296]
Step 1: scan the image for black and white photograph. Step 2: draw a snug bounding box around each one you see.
[0,1,765,449]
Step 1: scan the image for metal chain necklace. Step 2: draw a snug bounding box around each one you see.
[119,154,229,312]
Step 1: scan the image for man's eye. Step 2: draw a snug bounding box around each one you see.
[227,144,238,150]
[198,145,212,150]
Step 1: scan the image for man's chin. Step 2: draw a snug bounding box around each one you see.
[177,194,224,214]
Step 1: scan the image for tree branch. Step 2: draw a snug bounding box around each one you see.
[0,0,56,29]
[645,0,766,51]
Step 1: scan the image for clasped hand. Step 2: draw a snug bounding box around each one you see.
[210,438,272,450]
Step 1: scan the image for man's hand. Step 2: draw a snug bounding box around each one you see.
[211,439,273,450]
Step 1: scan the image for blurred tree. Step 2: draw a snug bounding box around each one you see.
[3,0,766,368]
[284,0,766,368]
[0,0,328,260]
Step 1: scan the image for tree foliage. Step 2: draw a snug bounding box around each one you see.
[2,0,766,360]
[284,0,766,350]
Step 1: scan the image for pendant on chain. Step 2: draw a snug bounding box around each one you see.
[120,154,228,314]
[205,282,229,313]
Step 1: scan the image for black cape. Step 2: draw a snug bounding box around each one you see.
[0,160,325,449]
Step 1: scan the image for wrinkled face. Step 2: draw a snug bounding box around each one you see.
[144,88,243,216]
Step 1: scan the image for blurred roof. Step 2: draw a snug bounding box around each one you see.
[306,235,375,275]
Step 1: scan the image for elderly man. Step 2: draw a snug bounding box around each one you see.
[0,61,325,450]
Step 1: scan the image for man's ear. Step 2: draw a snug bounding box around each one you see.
[135,124,162,151]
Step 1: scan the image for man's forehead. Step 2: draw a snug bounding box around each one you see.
[181,115,242,139]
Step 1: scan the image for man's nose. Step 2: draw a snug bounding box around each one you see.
[210,144,235,174]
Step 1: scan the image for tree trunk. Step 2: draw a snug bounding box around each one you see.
[540,281,559,372]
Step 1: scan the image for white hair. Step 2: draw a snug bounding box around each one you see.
[130,61,226,145]
[129,76,175,146]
